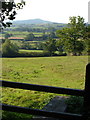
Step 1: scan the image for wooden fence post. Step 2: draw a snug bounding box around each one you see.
[83,63,90,120]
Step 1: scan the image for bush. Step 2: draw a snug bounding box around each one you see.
[2,39,19,57]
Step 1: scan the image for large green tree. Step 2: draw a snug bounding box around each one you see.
[57,16,86,55]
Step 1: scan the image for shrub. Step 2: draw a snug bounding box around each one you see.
[2,39,19,57]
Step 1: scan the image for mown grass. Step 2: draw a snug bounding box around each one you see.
[2,56,88,88]
[2,56,88,119]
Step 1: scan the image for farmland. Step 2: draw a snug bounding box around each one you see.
[1,18,89,119]
[2,18,88,58]
[2,56,88,119]
[2,31,43,38]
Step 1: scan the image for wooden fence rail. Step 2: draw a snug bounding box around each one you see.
[1,103,82,120]
[1,63,90,120]
[0,80,84,96]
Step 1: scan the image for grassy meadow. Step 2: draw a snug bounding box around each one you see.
[2,56,88,119]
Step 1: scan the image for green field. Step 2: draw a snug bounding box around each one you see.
[19,49,43,53]
[3,31,43,38]
[2,56,88,119]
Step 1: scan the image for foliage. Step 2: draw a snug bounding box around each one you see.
[24,33,35,41]
[74,40,85,55]
[57,16,86,55]
[2,39,6,43]
[42,32,48,40]
[48,31,57,39]
[4,33,12,39]
[2,111,32,120]
[36,42,44,50]
[0,0,25,30]
[20,41,31,50]
[43,39,57,56]
[56,39,64,55]
[2,39,19,57]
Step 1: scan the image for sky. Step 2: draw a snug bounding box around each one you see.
[14,0,89,23]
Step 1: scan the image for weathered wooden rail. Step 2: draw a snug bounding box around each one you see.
[0,63,90,120]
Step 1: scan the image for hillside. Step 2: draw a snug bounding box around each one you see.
[6,19,67,31]
[13,19,54,25]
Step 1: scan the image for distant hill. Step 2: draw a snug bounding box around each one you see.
[7,19,67,31]
[13,19,54,25]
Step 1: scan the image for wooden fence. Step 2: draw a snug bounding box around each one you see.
[0,63,90,120]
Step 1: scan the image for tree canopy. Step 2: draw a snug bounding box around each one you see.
[0,0,25,30]
[57,16,86,55]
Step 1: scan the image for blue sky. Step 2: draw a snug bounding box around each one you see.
[15,0,89,23]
